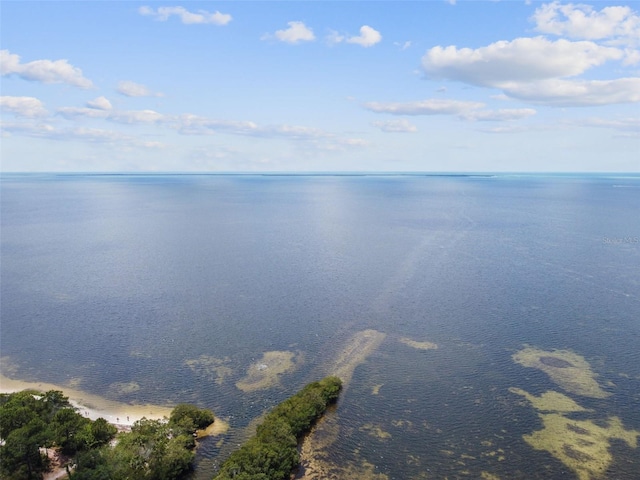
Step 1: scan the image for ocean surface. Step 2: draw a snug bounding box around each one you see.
[1,173,639,479]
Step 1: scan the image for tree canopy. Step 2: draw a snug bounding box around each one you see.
[0,390,215,480]
[214,376,342,480]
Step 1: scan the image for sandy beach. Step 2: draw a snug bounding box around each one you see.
[2,374,229,479]
[0,374,174,428]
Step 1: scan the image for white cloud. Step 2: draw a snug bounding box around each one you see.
[570,116,640,132]
[622,48,640,65]
[268,124,328,138]
[372,119,418,133]
[265,21,316,44]
[175,114,330,140]
[0,49,93,89]
[421,36,640,106]
[24,95,364,154]
[339,138,368,147]
[57,107,108,120]
[460,108,537,121]
[116,81,163,97]
[139,6,231,25]
[501,78,640,106]
[532,2,640,45]
[365,98,537,123]
[1,121,56,137]
[110,109,165,124]
[477,125,531,134]
[170,114,367,152]
[613,131,640,139]
[0,121,165,148]
[67,127,141,144]
[422,37,622,87]
[54,102,363,146]
[318,137,368,151]
[394,41,412,50]
[328,26,382,48]
[175,114,259,135]
[86,96,112,110]
[172,114,366,150]
[326,30,345,46]
[0,96,48,117]
[58,106,166,124]
[346,26,382,47]
[364,99,484,115]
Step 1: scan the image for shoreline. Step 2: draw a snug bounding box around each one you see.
[0,373,230,435]
[0,373,174,428]
[2,374,229,480]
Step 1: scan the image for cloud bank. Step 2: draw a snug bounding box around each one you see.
[1,50,93,89]
[532,1,640,44]
[0,96,48,117]
[364,98,536,122]
[139,6,231,25]
[418,3,639,108]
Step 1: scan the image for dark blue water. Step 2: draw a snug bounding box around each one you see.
[2,174,639,479]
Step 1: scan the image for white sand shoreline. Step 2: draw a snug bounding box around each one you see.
[0,374,173,428]
[2,374,229,480]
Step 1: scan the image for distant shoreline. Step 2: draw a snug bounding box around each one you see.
[2,172,639,178]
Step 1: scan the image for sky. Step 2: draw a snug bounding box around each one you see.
[1,1,639,173]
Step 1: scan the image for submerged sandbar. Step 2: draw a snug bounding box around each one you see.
[399,336,438,350]
[235,350,301,392]
[525,412,639,480]
[299,329,388,479]
[512,346,610,398]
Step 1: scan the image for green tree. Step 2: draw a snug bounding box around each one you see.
[41,390,72,421]
[0,391,43,439]
[169,404,215,434]
[214,376,342,480]
[71,448,113,480]
[89,417,117,447]
[107,416,198,480]
[1,390,212,480]
[0,417,50,480]
[52,407,90,455]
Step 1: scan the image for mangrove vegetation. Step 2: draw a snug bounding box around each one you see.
[214,375,342,479]
[1,377,340,480]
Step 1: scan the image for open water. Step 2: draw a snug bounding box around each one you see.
[1,174,639,479]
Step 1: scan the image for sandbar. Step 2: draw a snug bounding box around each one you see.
[509,387,591,413]
[299,329,388,479]
[329,329,387,385]
[235,350,300,392]
[524,413,639,480]
[512,346,610,398]
[398,337,438,350]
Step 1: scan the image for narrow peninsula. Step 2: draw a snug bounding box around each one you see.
[214,376,342,480]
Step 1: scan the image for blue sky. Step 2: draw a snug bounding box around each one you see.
[1,1,639,172]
